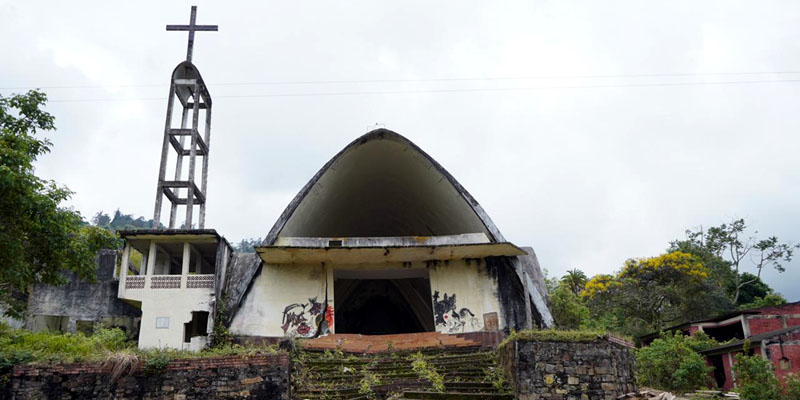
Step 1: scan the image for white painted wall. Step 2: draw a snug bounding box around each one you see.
[229,259,502,338]
[118,241,217,350]
[136,290,214,349]
[230,263,329,338]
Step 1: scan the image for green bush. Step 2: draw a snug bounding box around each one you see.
[636,331,713,393]
[732,348,783,400]
[786,372,800,400]
[142,351,172,374]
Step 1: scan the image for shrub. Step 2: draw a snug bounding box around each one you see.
[732,348,783,400]
[0,324,131,364]
[636,331,713,393]
[786,372,800,400]
[142,351,172,374]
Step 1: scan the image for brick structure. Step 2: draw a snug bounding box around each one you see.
[499,336,637,399]
[7,353,290,399]
[640,301,800,391]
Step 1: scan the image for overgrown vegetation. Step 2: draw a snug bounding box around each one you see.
[732,345,784,400]
[635,331,715,393]
[410,352,444,392]
[0,322,280,382]
[545,218,795,339]
[499,329,608,349]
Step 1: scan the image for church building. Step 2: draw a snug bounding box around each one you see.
[48,6,553,350]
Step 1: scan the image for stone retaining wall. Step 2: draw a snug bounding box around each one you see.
[500,337,637,399]
[6,353,290,400]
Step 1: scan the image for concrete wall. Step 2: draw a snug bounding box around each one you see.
[229,258,504,337]
[7,353,290,400]
[500,338,637,399]
[135,289,214,350]
[26,250,141,336]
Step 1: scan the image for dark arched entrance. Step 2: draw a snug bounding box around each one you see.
[334,270,434,335]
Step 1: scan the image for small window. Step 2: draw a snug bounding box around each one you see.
[155,317,170,329]
[780,357,791,371]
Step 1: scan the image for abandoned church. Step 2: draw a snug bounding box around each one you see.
[14,7,643,400]
[26,6,554,351]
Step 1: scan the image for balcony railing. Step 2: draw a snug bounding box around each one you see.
[122,274,215,290]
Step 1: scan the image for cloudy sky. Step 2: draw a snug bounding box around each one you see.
[2,1,799,300]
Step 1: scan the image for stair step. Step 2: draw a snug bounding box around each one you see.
[401,392,514,400]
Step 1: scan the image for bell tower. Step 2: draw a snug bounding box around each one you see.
[153,6,218,229]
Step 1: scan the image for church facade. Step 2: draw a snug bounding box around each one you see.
[116,128,552,349]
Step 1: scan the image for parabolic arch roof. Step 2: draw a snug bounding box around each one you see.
[263,129,505,244]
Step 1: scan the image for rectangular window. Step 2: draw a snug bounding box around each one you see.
[155,317,170,329]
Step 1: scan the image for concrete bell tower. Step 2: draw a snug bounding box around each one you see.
[152,5,218,229]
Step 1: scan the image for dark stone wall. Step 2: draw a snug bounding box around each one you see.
[26,249,141,335]
[500,338,637,399]
[7,353,290,400]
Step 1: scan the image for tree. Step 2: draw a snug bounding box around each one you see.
[548,281,589,330]
[0,90,115,317]
[677,219,797,304]
[582,252,711,337]
[560,268,588,297]
[234,238,262,253]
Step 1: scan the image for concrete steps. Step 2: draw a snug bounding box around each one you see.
[292,336,510,400]
[300,332,486,354]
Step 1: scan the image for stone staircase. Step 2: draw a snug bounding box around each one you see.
[292,333,512,400]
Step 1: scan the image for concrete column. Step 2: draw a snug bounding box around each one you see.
[182,242,191,288]
[147,241,157,277]
[119,243,130,295]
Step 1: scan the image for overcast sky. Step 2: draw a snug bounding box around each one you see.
[2,1,799,300]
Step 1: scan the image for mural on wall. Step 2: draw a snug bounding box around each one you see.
[281,296,334,337]
[432,291,481,333]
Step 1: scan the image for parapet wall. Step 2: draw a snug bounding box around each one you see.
[500,337,637,399]
[7,353,290,400]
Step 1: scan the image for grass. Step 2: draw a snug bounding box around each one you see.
[0,322,282,374]
[498,329,609,349]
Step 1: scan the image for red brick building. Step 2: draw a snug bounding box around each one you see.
[641,302,800,391]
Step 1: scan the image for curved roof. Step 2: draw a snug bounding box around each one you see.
[263,129,505,244]
[170,61,211,105]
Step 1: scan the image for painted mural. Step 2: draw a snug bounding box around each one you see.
[432,291,481,333]
[281,297,334,337]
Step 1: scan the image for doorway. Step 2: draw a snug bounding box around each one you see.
[334,269,434,335]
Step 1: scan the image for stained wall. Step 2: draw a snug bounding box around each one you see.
[229,258,505,338]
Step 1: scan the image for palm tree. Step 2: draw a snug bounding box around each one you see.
[560,268,588,296]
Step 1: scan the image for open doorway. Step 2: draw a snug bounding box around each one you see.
[334,269,434,335]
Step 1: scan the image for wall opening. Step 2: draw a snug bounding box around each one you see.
[29,315,69,333]
[183,311,209,343]
[334,269,434,335]
[703,322,745,342]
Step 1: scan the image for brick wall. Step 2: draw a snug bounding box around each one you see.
[748,317,785,336]
[499,338,637,399]
[6,353,290,400]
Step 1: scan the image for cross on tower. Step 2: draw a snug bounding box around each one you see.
[166,5,218,63]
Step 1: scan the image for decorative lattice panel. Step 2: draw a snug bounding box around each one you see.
[151,275,181,289]
[187,274,214,289]
[125,276,145,289]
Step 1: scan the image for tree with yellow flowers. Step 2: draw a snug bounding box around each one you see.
[582,252,712,337]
